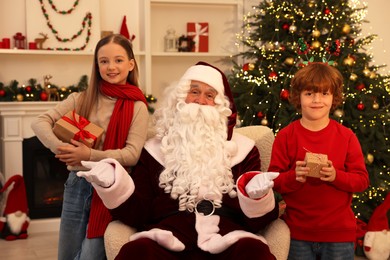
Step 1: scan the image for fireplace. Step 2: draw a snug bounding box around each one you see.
[23,136,68,219]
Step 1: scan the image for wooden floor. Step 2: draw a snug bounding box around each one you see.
[0,231,58,260]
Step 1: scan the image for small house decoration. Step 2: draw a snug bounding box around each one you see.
[164,28,178,52]
[13,32,26,49]
[187,22,209,52]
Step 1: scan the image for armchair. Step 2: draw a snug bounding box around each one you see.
[104,125,290,259]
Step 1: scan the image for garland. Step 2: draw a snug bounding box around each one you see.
[38,0,92,51]
[46,0,80,15]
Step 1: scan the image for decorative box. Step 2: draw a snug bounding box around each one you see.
[187,22,209,52]
[304,152,328,178]
[53,111,104,148]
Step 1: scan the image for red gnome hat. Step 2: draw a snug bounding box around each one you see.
[0,175,28,216]
[367,192,390,232]
[120,16,135,42]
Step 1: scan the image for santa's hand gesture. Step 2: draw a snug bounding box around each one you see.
[245,172,279,199]
[77,159,116,188]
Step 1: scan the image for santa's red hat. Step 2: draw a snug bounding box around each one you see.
[367,192,390,232]
[180,61,237,140]
[0,175,28,215]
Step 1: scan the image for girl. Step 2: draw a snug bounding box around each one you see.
[268,62,369,260]
[31,34,149,260]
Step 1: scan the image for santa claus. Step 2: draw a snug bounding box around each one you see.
[0,175,30,241]
[77,61,279,259]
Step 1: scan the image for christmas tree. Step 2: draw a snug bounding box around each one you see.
[229,0,390,222]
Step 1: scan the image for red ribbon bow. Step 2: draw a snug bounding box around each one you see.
[62,110,97,145]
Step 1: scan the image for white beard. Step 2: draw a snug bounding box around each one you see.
[6,211,29,234]
[158,102,236,212]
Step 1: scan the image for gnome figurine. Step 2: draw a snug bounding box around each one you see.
[363,192,390,260]
[0,175,30,241]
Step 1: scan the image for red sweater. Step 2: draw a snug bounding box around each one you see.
[269,119,369,242]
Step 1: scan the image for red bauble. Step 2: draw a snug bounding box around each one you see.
[280,89,290,100]
[282,23,290,31]
[356,83,365,91]
[40,92,48,101]
[357,102,365,111]
[268,71,278,80]
[243,63,249,71]
[257,111,264,118]
[25,86,32,93]
[324,8,331,15]
[0,89,5,97]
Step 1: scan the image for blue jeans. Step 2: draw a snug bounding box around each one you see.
[288,239,354,260]
[58,171,107,260]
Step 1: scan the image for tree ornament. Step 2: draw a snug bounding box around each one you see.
[342,24,351,34]
[366,153,374,164]
[25,86,32,93]
[282,23,290,31]
[370,71,377,79]
[16,94,24,102]
[372,101,379,110]
[324,8,331,15]
[334,109,344,118]
[284,57,294,66]
[265,42,275,51]
[268,71,278,81]
[289,24,297,33]
[363,68,371,77]
[0,89,5,97]
[40,91,48,101]
[357,102,365,111]
[343,56,355,66]
[248,63,255,71]
[261,117,268,126]
[356,83,366,91]
[311,41,321,49]
[243,63,249,71]
[257,111,264,118]
[349,73,358,81]
[280,89,289,100]
[312,29,321,38]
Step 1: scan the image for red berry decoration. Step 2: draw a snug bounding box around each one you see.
[280,89,290,100]
[0,89,5,97]
[40,91,48,101]
[25,86,32,93]
[357,102,365,111]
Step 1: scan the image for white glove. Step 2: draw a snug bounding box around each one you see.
[245,172,279,199]
[77,160,115,188]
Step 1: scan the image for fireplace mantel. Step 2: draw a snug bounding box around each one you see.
[0,102,59,180]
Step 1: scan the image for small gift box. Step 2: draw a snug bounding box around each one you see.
[53,111,104,148]
[304,152,328,178]
[187,22,209,52]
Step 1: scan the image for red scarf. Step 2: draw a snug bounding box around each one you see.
[87,81,147,238]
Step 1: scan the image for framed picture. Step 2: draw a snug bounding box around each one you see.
[178,35,195,52]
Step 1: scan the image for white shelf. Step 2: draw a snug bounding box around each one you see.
[151,0,240,5]
[0,49,146,56]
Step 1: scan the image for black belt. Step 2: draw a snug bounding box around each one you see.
[194,200,240,222]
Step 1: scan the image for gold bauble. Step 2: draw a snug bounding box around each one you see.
[362,68,371,77]
[261,117,268,126]
[366,153,374,164]
[289,24,297,33]
[311,41,321,49]
[16,94,24,101]
[312,29,321,38]
[349,73,358,81]
[370,71,377,79]
[342,24,351,34]
[284,57,294,66]
[343,57,355,66]
[333,109,344,118]
[248,63,255,71]
[373,102,379,110]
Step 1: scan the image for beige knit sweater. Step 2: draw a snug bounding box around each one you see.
[31,92,149,171]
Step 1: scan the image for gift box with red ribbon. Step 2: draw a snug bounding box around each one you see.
[187,22,209,52]
[304,152,328,178]
[53,110,104,148]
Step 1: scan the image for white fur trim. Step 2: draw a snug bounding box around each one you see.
[180,65,224,96]
[236,175,275,218]
[92,159,135,209]
[144,132,255,168]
